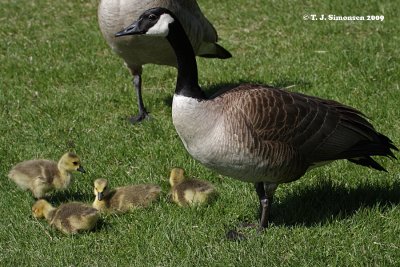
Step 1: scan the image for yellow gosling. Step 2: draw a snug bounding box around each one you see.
[93,178,161,213]
[169,167,218,206]
[8,152,85,198]
[32,199,99,234]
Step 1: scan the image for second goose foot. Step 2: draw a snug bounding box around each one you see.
[128,110,150,123]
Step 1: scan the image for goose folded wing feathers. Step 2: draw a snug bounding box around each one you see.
[170,0,218,43]
[172,3,227,58]
[222,86,396,167]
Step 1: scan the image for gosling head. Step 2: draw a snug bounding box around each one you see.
[59,152,85,173]
[169,167,186,187]
[115,7,176,38]
[94,178,109,201]
[32,199,50,218]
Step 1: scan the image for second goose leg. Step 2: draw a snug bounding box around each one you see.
[129,71,149,123]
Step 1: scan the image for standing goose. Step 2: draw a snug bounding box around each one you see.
[115,8,398,229]
[98,0,231,123]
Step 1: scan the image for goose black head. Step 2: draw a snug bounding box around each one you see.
[115,7,176,38]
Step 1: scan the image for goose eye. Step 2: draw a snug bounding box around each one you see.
[148,14,157,21]
[72,161,78,166]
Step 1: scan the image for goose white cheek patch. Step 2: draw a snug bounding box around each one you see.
[146,14,175,37]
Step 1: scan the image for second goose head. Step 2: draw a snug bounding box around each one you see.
[116,7,204,99]
[115,8,177,38]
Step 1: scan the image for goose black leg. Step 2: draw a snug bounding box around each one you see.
[129,74,149,123]
[226,183,276,240]
[255,182,274,229]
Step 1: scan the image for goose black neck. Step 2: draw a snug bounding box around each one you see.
[167,21,206,99]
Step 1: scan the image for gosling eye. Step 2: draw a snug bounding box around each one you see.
[72,161,78,166]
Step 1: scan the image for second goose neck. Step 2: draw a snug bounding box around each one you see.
[167,22,206,99]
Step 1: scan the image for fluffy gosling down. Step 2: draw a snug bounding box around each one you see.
[93,178,161,213]
[32,199,99,234]
[169,168,218,206]
[8,152,85,198]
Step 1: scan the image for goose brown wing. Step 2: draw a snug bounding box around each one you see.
[222,85,397,167]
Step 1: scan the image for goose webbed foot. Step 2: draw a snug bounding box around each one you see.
[226,229,247,241]
[128,73,150,124]
[225,221,264,241]
[225,183,276,240]
[128,109,149,123]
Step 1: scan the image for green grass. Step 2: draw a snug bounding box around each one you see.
[1,0,399,266]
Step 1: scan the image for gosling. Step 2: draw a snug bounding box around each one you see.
[32,199,99,234]
[8,152,85,198]
[93,178,161,213]
[169,167,218,206]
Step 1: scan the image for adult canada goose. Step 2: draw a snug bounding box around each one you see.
[98,0,231,123]
[93,178,161,213]
[169,167,218,206]
[116,8,398,229]
[8,152,85,198]
[32,199,99,234]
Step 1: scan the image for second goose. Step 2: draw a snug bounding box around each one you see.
[98,0,231,123]
[116,8,398,229]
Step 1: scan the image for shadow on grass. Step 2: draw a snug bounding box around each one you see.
[47,191,91,204]
[271,178,400,227]
[34,217,109,238]
[92,217,109,232]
